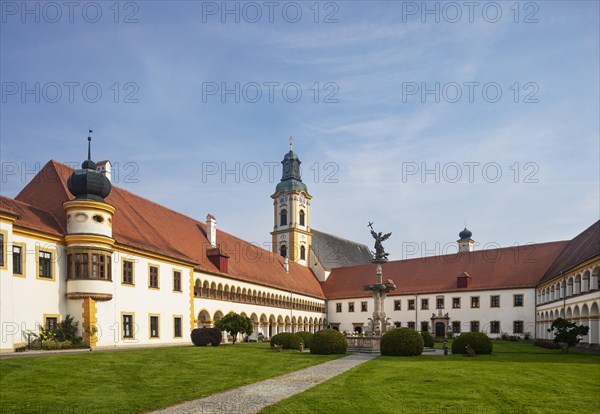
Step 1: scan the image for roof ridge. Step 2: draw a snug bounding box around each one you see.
[312,228,369,248]
[330,239,570,270]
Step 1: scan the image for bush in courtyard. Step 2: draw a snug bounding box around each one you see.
[295,331,314,349]
[191,328,222,346]
[534,339,562,349]
[452,332,492,355]
[421,331,434,347]
[310,329,347,355]
[270,332,303,350]
[381,328,424,356]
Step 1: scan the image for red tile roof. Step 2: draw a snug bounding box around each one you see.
[0,196,64,236]
[12,161,325,299]
[322,241,569,299]
[539,220,600,284]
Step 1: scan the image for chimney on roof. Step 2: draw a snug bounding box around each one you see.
[206,214,216,247]
[96,160,112,183]
[283,257,289,273]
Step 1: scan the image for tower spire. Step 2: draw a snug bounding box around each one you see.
[87,129,93,160]
[289,135,293,151]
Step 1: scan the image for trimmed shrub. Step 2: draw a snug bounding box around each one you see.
[421,331,434,348]
[310,329,347,355]
[452,332,492,355]
[381,328,424,356]
[270,332,303,350]
[295,331,314,349]
[534,339,562,349]
[191,328,222,346]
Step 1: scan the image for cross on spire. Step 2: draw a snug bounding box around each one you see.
[289,135,293,151]
[87,129,93,160]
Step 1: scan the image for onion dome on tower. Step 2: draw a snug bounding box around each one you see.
[459,227,472,240]
[67,135,112,202]
[457,225,474,253]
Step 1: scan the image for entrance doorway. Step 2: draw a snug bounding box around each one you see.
[435,322,445,338]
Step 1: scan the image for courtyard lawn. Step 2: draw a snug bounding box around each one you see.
[0,343,341,414]
[262,342,600,414]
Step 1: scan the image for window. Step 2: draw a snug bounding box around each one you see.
[280,244,287,258]
[471,296,480,308]
[408,299,415,310]
[300,245,306,260]
[45,316,58,331]
[174,317,182,338]
[361,301,368,312]
[123,314,134,339]
[280,209,287,226]
[421,299,429,310]
[394,300,401,311]
[299,210,305,226]
[407,322,416,330]
[421,321,429,332]
[490,321,500,334]
[75,253,88,278]
[91,254,106,279]
[470,321,480,332]
[173,271,182,292]
[514,294,524,307]
[68,250,111,280]
[38,250,53,279]
[150,315,159,338]
[490,295,500,308]
[513,320,524,334]
[452,297,461,309]
[436,297,444,309]
[149,266,159,288]
[348,302,355,312]
[394,322,401,328]
[0,233,4,267]
[336,303,342,313]
[12,245,23,275]
[452,321,461,333]
[123,260,134,285]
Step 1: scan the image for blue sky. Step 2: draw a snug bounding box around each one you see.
[1,1,598,260]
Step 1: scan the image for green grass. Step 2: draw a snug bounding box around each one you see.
[262,342,600,414]
[0,343,341,413]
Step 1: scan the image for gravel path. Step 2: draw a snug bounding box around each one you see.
[151,353,376,414]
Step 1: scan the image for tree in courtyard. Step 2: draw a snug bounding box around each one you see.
[214,312,253,344]
[547,318,589,352]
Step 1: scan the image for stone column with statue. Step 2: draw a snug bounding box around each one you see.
[362,222,396,336]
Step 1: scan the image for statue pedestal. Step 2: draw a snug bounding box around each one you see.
[362,260,396,337]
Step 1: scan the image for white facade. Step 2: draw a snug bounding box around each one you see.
[328,288,536,338]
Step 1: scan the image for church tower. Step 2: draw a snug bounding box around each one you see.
[271,138,312,266]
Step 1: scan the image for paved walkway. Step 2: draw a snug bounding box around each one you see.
[151,353,377,414]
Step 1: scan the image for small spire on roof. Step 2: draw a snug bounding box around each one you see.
[87,129,93,160]
[289,135,293,151]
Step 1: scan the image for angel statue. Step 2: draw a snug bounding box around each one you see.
[368,222,391,261]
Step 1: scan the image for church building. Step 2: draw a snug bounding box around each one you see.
[0,138,598,352]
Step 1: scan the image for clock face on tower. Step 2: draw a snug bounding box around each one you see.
[299,195,306,206]
[279,195,286,205]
